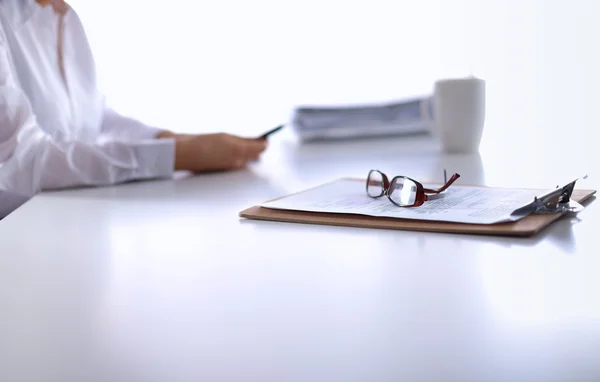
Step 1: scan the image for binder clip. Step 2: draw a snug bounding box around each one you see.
[531,175,588,214]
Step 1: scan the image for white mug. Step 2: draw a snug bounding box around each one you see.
[421,77,486,153]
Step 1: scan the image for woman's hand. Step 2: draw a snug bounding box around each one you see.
[168,133,268,172]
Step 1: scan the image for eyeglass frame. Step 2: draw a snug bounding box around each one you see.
[366,169,461,207]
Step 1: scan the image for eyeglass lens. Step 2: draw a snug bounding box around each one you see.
[367,171,384,197]
[389,177,418,206]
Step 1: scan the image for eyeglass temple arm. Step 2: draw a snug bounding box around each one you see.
[423,173,461,194]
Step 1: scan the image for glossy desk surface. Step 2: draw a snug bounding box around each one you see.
[1,133,599,382]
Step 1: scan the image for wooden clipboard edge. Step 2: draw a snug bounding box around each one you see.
[239,179,597,237]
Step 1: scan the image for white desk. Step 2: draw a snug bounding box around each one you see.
[1,133,599,382]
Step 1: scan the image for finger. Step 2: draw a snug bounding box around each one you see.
[235,136,267,151]
[229,138,265,165]
[244,139,267,155]
[232,157,246,168]
[231,140,248,159]
[227,143,249,168]
[238,150,261,163]
[248,152,260,161]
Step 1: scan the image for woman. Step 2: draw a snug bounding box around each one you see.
[0,0,267,211]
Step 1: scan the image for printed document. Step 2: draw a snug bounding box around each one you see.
[261,179,542,225]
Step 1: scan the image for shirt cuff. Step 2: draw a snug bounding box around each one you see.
[136,124,166,140]
[131,138,176,179]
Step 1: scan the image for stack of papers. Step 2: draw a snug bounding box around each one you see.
[261,179,545,225]
[291,98,430,141]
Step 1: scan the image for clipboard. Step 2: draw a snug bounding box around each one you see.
[239,179,597,237]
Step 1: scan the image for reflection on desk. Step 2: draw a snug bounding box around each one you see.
[0,135,598,382]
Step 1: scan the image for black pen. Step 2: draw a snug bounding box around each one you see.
[259,124,285,140]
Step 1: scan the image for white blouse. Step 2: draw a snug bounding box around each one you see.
[0,0,175,202]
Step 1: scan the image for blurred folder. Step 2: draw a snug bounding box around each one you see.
[291,97,430,142]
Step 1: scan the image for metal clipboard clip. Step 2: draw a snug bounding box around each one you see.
[531,175,588,214]
[511,175,588,218]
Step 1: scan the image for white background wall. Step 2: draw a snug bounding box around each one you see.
[68,0,599,156]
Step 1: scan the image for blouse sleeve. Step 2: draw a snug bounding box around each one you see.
[100,105,167,141]
[0,38,175,197]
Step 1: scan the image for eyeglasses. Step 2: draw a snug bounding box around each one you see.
[366,169,460,207]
